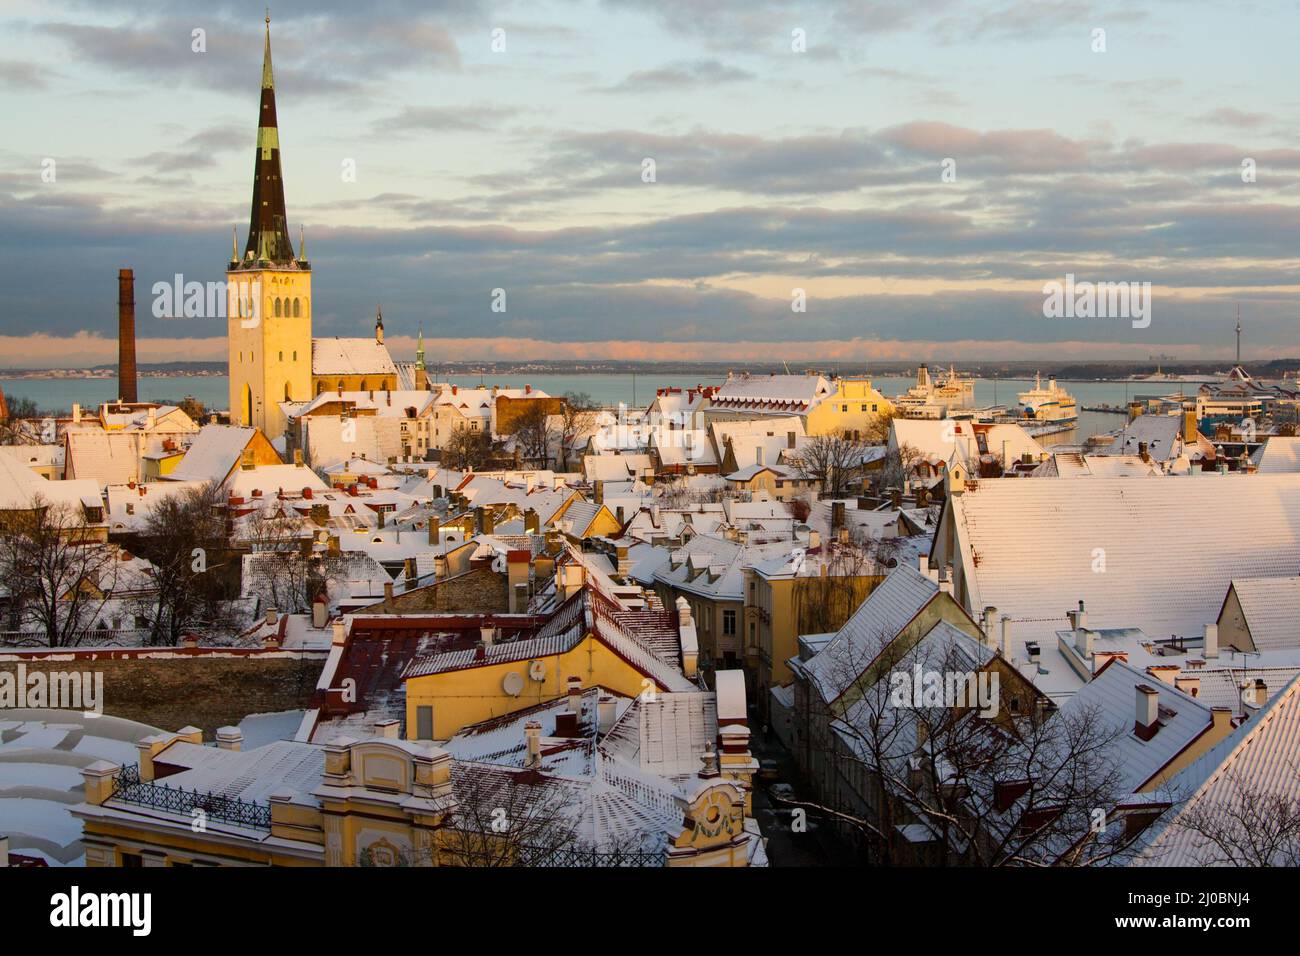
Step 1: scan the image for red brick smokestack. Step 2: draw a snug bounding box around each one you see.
[118,268,137,403]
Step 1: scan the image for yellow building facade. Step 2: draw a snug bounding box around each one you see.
[806,378,894,438]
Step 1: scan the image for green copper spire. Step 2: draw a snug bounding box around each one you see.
[415,322,426,371]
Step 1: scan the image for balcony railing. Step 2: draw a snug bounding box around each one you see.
[111,763,272,831]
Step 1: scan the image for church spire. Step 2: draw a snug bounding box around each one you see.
[375,304,384,344]
[241,13,295,267]
[415,321,428,390]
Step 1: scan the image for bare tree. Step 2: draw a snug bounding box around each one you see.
[505,402,556,469]
[442,425,493,471]
[797,433,869,499]
[129,482,238,645]
[789,537,887,636]
[0,396,45,445]
[238,506,355,614]
[879,441,924,492]
[558,391,597,471]
[1158,764,1300,866]
[789,625,1143,866]
[862,409,895,445]
[0,495,119,646]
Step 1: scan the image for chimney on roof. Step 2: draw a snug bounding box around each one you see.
[1203,623,1219,659]
[524,508,539,534]
[593,480,604,505]
[216,726,243,752]
[1135,684,1160,739]
[524,720,542,767]
[981,606,998,645]
[1175,673,1201,698]
[480,625,496,646]
[676,596,692,628]
[312,594,327,629]
[118,269,138,404]
[1000,615,1011,658]
[566,675,583,715]
[375,718,400,740]
[427,515,441,546]
[1138,441,1150,463]
[597,694,617,734]
[1243,678,1268,711]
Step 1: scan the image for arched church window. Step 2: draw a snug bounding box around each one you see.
[293,298,301,318]
[274,298,283,317]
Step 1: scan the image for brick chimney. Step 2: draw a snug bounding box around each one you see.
[118,269,137,403]
[1135,684,1160,740]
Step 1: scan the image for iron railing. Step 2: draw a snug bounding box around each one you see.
[111,764,272,831]
[0,628,153,648]
[515,843,664,867]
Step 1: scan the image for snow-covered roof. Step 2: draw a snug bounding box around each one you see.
[311,337,397,376]
[1252,435,1300,473]
[64,431,141,486]
[1032,453,1160,478]
[938,474,1300,662]
[890,418,1044,469]
[1061,659,1219,794]
[165,425,258,483]
[801,563,943,704]
[1228,576,1300,651]
[584,454,652,482]
[598,692,719,778]
[294,389,434,419]
[1134,672,1300,866]
[712,373,832,411]
[1096,413,1191,462]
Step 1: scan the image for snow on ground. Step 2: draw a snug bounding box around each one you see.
[238,710,308,750]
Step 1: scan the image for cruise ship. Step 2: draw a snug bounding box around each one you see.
[1017,373,1078,424]
[894,364,977,419]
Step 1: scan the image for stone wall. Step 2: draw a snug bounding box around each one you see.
[0,652,325,739]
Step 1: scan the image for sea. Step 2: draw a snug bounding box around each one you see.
[0,373,1198,448]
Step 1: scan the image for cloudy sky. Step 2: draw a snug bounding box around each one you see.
[2,0,1298,367]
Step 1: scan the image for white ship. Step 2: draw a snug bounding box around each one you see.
[1017,373,1077,424]
[894,364,977,419]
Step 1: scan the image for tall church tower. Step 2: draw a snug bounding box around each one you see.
[227,15,312,439]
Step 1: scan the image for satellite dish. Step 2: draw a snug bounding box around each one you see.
[502,671,525,696]
[528,660,547,682]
